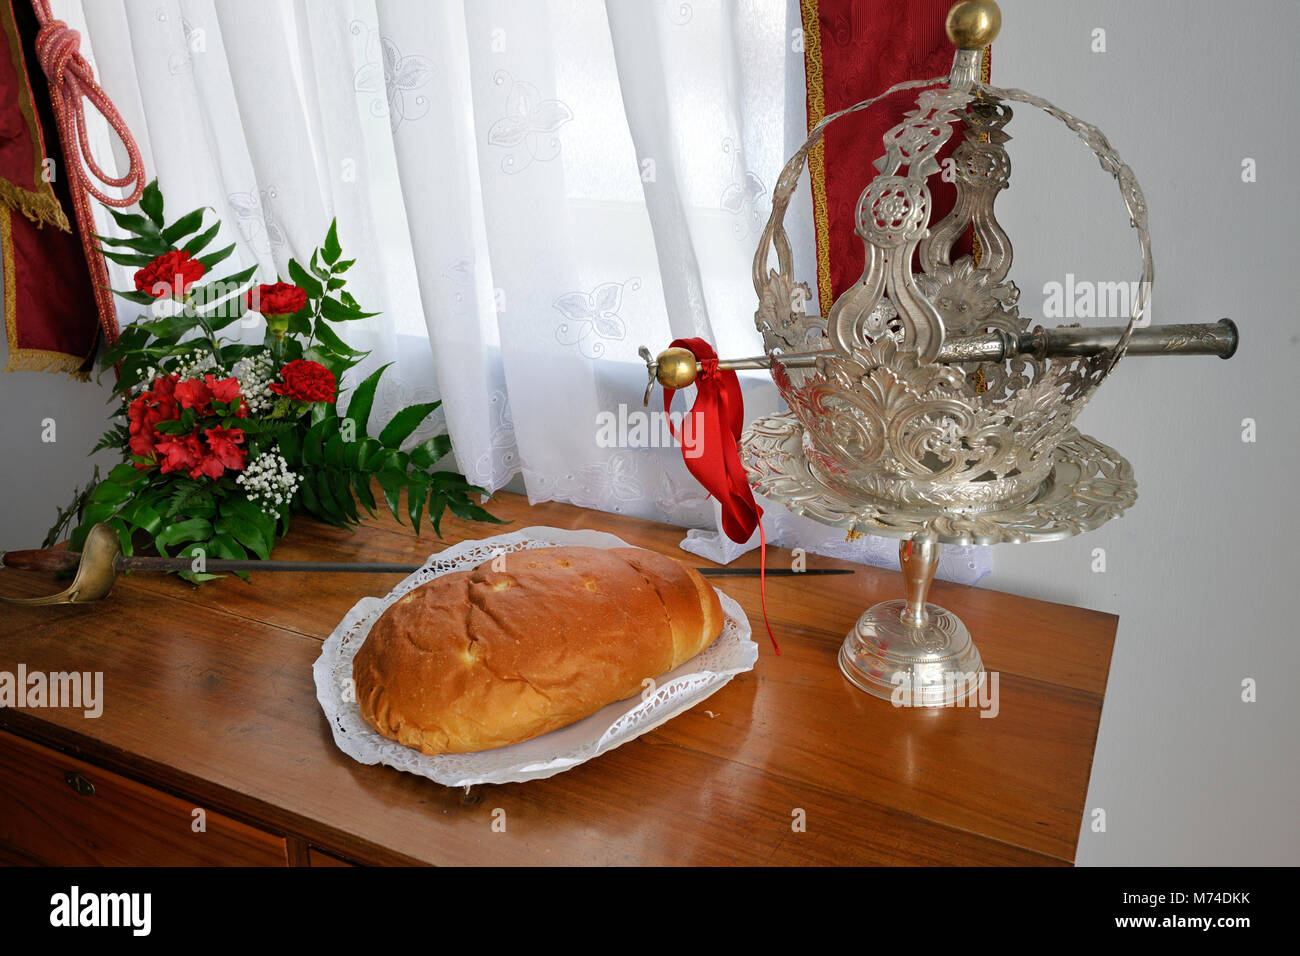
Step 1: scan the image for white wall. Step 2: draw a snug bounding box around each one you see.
[982,0,1299,864]
[0,0,1295,865]
[0,301,117,548]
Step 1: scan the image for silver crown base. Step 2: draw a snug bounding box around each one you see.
[839,599,985,707]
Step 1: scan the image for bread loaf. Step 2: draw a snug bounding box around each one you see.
[352,545,725,755]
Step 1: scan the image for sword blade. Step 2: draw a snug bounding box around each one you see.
[697,567,853,577]
[2,549,853,578]
[114,555,852,577]
[116,556,425,574]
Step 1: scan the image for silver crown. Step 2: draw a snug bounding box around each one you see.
[752,69,1151,521]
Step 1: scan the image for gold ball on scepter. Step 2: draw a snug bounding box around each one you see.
[655,347,700,389]
[945,0,1001,50]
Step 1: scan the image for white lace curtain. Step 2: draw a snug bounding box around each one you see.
[59,0,989,583]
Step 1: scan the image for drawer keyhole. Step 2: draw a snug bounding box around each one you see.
[64,771,96,796]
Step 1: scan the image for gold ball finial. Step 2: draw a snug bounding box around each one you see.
[655,347,700,389]
[945,0,1001,50]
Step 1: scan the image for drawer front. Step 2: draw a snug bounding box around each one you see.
[308,847,356,867]
[0,731,288,866]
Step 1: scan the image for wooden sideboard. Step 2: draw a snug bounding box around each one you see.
[0,493,1117,865]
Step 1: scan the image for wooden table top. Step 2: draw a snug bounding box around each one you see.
[0,493,1117,865]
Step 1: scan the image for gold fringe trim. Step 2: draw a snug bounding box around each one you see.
[0,177,71,232]
[4,346,91,378]
[800,0,832,320]
[2,210,93,379]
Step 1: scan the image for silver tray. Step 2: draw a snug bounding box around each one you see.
[741,413,1138,547]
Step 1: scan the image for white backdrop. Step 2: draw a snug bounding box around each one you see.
[985,0,1299,864]
[66,0,809,513]
[50,0,990,581]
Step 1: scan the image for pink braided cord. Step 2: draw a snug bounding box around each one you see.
[31,0,145,208]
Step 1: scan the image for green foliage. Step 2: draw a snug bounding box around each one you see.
[42,466,102,550]
[278,363,503,535]
[52,179,503,581]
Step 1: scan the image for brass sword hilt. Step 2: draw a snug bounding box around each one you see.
[0,523,121,606]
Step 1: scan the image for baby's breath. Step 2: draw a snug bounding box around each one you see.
[236,447,301,515]
[231,353,277,414]
[172,348,223,380]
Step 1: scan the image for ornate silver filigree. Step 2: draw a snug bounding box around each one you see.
[747,77,1150,522]
[755,270,821,354]
[740,413,1137,546]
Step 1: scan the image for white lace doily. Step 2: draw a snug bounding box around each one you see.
[313,526,757,787]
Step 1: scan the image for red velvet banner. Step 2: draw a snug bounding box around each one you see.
[1,0,96,377]
[800,0,989,317]
[0,0,65,231]
[3,0,144,378]
[3,198,98,375]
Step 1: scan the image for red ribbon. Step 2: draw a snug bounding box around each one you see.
[663,338,779,655]
[32,1,145,209]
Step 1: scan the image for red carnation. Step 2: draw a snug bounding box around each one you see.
[134,250,206,300]
[269,359,336,403]
[246,282,307,316]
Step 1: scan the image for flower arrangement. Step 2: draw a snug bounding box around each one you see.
[51,180,502,581]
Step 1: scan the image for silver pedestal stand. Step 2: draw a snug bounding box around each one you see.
[740,415,1138,706]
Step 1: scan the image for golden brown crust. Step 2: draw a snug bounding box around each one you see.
[352,546,725,755]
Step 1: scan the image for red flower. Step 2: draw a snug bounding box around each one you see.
[205,374,242,405]
[174,377,213,413]
[269,359,336,403]
[127,402,164,458]
[246,282,307,316]
[204,427,247,472]
[154,428,247,481]
[190,447,227,480]
[152,373,179,405]
[156,433,203,477]
[126,374,181,463]
[124,373,248,478]
[127,406,159,459]
[134,250,206,300]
